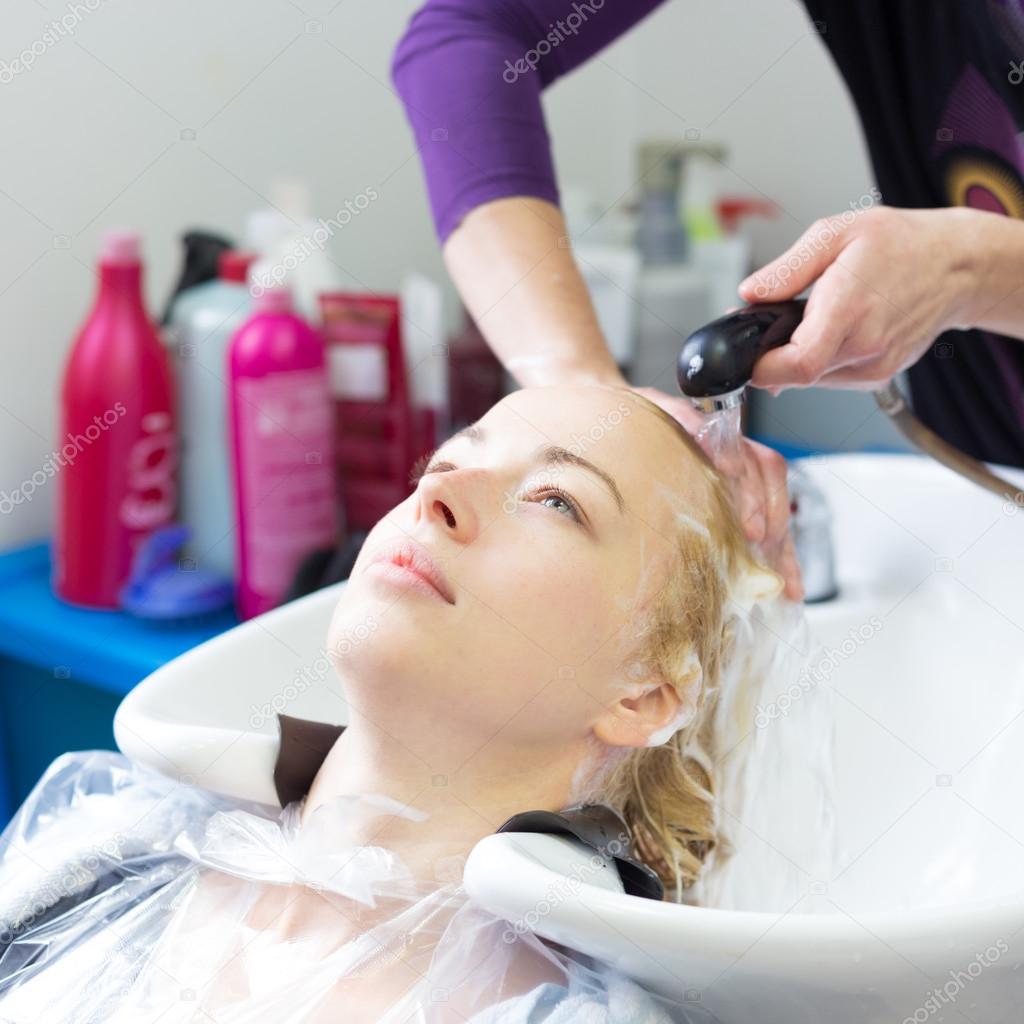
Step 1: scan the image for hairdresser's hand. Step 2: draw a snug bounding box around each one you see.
[631,387,803,602]
[738,206,982,390]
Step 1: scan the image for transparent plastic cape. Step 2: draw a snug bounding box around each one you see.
[0,751,712,1023]
[695,597,838,913]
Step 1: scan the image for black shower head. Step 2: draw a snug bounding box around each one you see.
[677,299,806,411]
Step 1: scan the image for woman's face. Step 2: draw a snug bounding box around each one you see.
[327,385,709,760]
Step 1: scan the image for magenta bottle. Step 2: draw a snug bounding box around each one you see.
[55,230,177,608]
[228,272,338,620]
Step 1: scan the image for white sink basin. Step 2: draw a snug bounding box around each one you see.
[805,455,1024,914]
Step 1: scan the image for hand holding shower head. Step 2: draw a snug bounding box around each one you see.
[677,300,806,412]
[676,298,1024,510]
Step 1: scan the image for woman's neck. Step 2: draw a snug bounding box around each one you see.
[300,719,587,880]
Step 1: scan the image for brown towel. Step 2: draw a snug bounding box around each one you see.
[273,713,345,807]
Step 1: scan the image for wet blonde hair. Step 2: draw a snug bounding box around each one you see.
[596,390,777,898]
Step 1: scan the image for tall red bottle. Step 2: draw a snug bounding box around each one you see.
[54,230,178,608]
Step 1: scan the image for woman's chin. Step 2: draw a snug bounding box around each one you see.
[326,589,446,679]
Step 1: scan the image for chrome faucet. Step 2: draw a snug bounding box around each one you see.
[787,463,837,603]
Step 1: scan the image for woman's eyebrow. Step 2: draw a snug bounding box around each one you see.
[540,445,625,514]
[436,423,626,514]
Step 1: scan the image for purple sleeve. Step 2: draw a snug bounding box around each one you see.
[391,0,667,241]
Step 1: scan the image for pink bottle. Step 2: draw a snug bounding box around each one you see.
[55,230,177,608]
[228,270,338,620]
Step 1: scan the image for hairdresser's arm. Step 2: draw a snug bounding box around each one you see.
[392,0,661,382]
[740,206,1024,389]
[443,197,620,385]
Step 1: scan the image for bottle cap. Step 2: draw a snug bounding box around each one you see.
[247,259,294,313]
[100,228,141,264]
[219,250,257,283]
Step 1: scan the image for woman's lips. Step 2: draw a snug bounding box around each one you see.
[363,538,456,605]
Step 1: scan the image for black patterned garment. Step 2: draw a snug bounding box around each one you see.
[803,0,1024,465]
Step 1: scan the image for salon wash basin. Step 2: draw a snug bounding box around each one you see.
[115,453,1024,1024]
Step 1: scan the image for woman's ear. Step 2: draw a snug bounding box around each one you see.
[593,673,685,748]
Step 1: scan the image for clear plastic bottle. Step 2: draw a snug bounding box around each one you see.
[169,250,255,579]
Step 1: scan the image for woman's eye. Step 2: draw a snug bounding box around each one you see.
[533,488,583,524]
[411,460,585,527]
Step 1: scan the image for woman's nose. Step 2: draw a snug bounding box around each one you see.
[414,468,485,542]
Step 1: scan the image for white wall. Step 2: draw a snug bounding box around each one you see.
[0,0,892,550]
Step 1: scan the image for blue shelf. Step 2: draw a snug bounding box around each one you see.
[0,542,237,696]
[0,542,238,823]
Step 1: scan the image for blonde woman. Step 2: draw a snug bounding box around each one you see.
[0,384,788,1022]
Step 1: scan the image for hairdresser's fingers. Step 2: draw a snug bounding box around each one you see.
[708,429,747,479]
[815,347,902,389]
[750,277,856,390]
[750,441,791,554]
[777,533,805,602]
[745,440,790,552]
[732,441,768,546]
[815,365,895,389]
[741,440,804,601]
[737,439,789,552]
